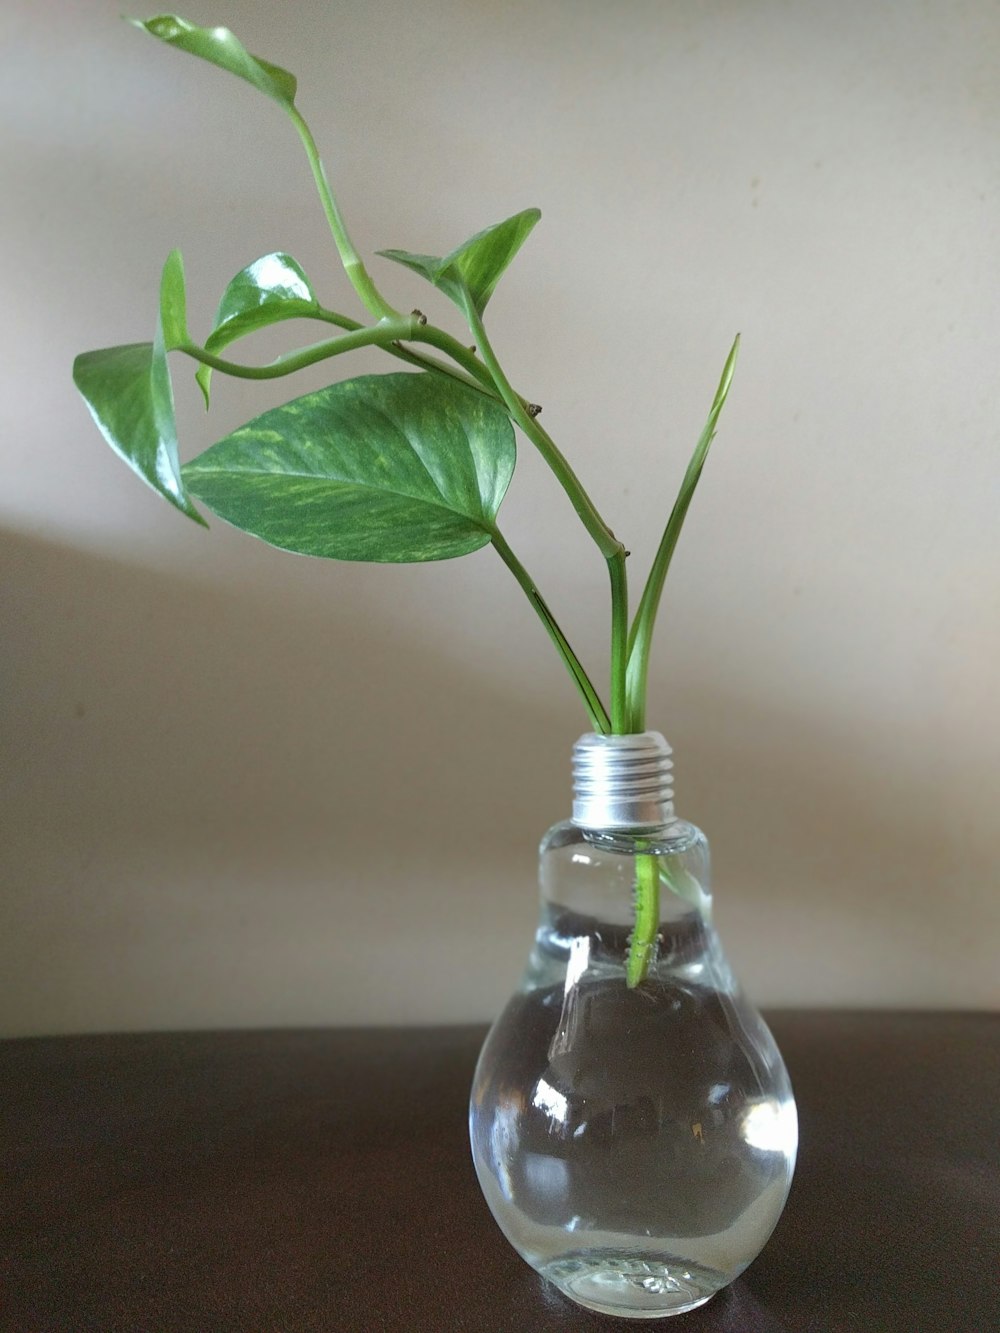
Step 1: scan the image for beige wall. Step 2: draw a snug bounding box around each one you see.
[3,0,998,1035]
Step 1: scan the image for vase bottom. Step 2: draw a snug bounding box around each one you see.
[540,1251,722,1319]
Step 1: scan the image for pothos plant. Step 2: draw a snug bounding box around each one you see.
[74,15,738,988]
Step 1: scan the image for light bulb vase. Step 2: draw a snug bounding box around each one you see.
[469,732,797,1319]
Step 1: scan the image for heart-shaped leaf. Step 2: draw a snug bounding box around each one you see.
[196,252,319,405]
[182,372,515,561]
[132,15,297,108]
[73,251,205,524]
[379,208,541,316]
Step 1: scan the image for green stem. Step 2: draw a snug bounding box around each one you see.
[609,552,629,733]
[411,324,498,393]
[288,106,399,322]
[320,311,490,394]
[306,308,508,400]
[627,852,660,987]
[491,528,611,734]
[390,339,492,396]
[459,292,624,564]
[459,289,630,736]
[178,316,417,379]
[202,304,488,397]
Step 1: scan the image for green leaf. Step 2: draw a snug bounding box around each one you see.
[210,252,317,342]
[72,344,205,525]
[131,14,297,107]
[159,247,188,351]
[72,253,205,525]
[378,208,541,316]
[196,253,319,406]
[182,372,515,561]
[624,335,740,727]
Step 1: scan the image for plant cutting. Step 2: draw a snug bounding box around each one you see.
[74,15,798,1319]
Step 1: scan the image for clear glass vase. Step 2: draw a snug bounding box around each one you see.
[469,733,797,1319]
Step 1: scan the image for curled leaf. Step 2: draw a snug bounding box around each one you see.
[131,14,297,107]
[72,252,205,524]
[196,252,319,405]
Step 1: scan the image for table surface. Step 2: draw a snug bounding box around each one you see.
[2,1013,997,1333]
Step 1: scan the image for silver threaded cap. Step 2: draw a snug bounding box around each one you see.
[571,731,675,831]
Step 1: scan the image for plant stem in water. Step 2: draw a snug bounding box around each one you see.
[627,852,660,987]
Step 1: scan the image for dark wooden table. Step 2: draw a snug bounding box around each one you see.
[2,1014,997,1332]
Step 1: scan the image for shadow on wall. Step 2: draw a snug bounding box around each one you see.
[2,527,992,1035]
[2,524,571,1035]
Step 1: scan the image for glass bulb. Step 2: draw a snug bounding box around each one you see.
[470,806,797,1320]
